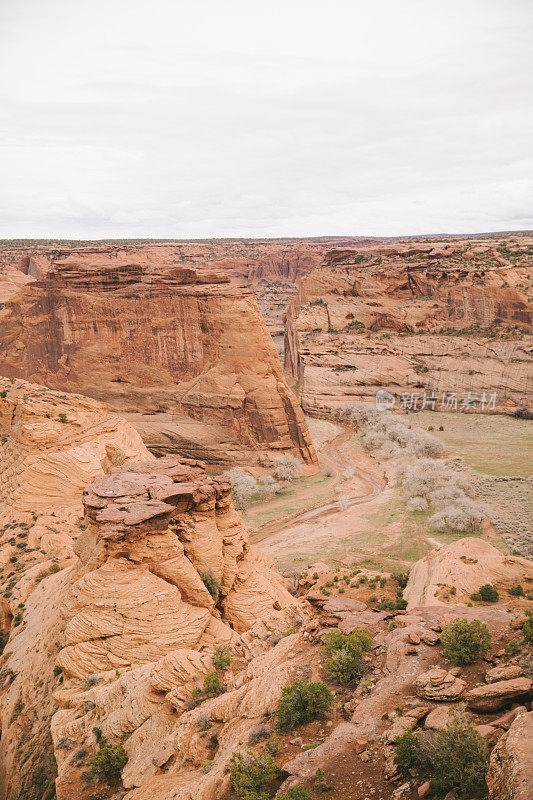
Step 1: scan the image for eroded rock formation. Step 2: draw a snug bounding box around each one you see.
[404,538,533,609]
[284,239,533,414]
[0,259,316,466]
[0,387,302,800]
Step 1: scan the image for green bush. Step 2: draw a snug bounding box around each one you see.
[229,751,280,800]
[203,671,224,697]
[523,617,533,646]
[393,729,420,773]
[322,629,372,686]
[506,640,520,656]
[276,680,333,732]
[426,711,489,797]
[509,584,524,596]
[90,742,128,783]
[394,709,489,798]
[200,570,221,601]
[472,583,499,603]
[392,570,409,588]
[212,644,232,671]
[441,618,491,665]
[278,788,313,800]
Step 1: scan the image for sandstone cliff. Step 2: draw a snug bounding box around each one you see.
[0,388,301,800]
[0,380,149,800]
[0,260,316,466]
[284,239,533,414]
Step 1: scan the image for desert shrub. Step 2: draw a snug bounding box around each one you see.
[335,405,443,459]
[425,710,489,797]
[509,584,524,596]
[247,722,272,745]
[49,563,60,574]
[276,680,333,732]
[441,618,491,665]
[223,467,259,508]
[506,639,520,656]
[265,736,281,756]
[212,644,232,671]
[472,584,499,603]
[394,709,488,798]
[392,570,409,588]
[407,496,428,512]
[229,751,280,800]
[90,742,128,783]
[322,628,372,686]
[522,617,533,646]
[513,406,533,419]
[393,729,420,772]
[203,671,224,696]
[278,788,313,800]
[272,454,301,482]
[200,570,221,601]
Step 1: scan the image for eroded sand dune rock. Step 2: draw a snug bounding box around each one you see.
[404,537,533,609]
[0,395,303,800]
[0,258,317,465]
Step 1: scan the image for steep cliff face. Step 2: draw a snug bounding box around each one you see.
[14,241,323,333]
[0,398,300,800]
[0,262,317,465]
[285,239,533,414]
[0,266,34,303]
[0,380,150,800]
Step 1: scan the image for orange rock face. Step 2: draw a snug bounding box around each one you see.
[0,258,317,466]
[284,238,533,414]
[0,382,303,800]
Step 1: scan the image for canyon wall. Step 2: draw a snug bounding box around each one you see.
[284,239,533,414]
[0,261,316,466]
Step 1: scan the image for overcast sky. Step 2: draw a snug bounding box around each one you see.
[1,0,532,239]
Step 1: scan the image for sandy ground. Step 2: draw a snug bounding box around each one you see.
[252,414,516,570]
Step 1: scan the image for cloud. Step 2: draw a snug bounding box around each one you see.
[0,0,532,237]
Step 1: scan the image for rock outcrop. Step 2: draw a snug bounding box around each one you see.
[0,400,303,800]
[404,538,533,609]
[0,259,317,466]
[487,711,533,799]
[284,238,533,414]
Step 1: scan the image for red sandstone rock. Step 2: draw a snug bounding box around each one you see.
[0,259,317,466]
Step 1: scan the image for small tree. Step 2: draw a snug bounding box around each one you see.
[90,742,128,783]
[276,680,333,732]
[472,584,499,603]
[203,671,224,697]
[200,570,221,601]
[212,644,232,671]
[441,618,491,665]
[393,708,489,799]
[272,454,301,482]
[322,628,373,686]
[426,710,489,797]
[229,751,280,800]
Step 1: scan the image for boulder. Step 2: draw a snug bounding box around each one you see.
[415,669,467,702]
[466,678,532,712]
[487,711,533,799]
[485,665,523,684]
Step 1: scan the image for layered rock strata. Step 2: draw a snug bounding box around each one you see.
[0,418,300,800]
[0,261,316,465]
[284,239,533,414]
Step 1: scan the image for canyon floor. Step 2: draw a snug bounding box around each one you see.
[247,413,531,572]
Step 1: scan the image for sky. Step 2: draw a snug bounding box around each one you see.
[0,0,532,239]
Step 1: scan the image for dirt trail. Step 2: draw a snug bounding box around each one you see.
[251,424,386,548]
